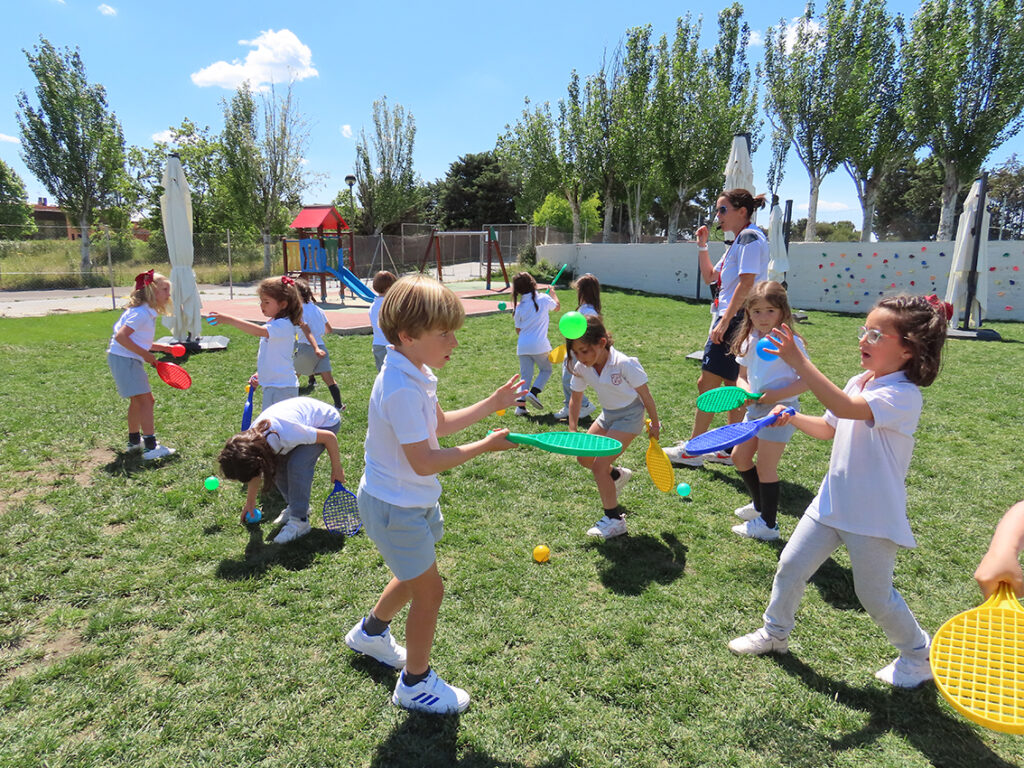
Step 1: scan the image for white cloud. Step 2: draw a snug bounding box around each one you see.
[340,124,353,139]
[0,133,19,144]
[191,29,318,90]
[783,17,823,54]
[152,129,175,144]
[797,200,851,213]
[98,4,116,15]
[748,30,763,46]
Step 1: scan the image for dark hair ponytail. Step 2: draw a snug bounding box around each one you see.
[724,188,767,221]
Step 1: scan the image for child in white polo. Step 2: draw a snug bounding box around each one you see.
[344,274,523,715]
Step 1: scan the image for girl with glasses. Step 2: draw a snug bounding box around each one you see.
[728,294,951,689]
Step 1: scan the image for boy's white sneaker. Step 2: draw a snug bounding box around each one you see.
[704,450,734,466]
[665,443,705,467]
[392,669,470,714]
[728,627,789,655]
[273,518,311,544]
[525,391,544,410]
[731,517,781,541]
[612,466,633,494]
[142,444,176,461]
[344,620,407,669]
[586,515,627,539]
[273,506,292,526]
[514,406,529,417]
[578,402,597,419]
[734,502,758,520]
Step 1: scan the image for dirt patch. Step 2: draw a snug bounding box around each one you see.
[2,629,83,681]
[74,447,110,487]
[103,522,127,536]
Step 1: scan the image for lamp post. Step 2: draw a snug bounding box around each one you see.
[344,174,356,226]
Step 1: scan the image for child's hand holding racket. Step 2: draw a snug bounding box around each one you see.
[482,427,515,452]
[768,404,795,427]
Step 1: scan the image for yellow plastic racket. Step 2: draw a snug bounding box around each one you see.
[644,419,674,493]
[930,582,1024,734]
[549,344,567,364]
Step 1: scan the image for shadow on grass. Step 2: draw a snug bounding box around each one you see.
[215,527,348,580]
[769,653,1020,767]
[102,449,180,478]
[589,530,687,595]
[369,711,571,768]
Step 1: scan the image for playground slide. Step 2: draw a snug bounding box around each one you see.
[325,265,376,302]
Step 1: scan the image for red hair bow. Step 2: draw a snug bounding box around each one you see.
[281,275,295,286]
[925,294,954,321]
[134,269,154,291]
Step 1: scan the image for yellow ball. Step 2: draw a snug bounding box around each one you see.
[533,544,550,563]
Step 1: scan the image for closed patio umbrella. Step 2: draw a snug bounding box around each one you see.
[767,201,788,282]
[160,154,202,343]
[723,133,755,240]
[944,176,989,330]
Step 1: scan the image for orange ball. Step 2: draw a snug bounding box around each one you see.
[533,544,550,563]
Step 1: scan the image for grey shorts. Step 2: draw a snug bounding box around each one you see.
[108,353,151,398]
[372,344,387,372]
[262,385,298,409]
[294,344,332,376]
[358,486,444,581]
[595,396,645,435]
[745,400,799,443]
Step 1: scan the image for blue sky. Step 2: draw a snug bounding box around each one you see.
[2,0,1021,228]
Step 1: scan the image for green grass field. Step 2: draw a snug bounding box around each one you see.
[1,290,1022,767]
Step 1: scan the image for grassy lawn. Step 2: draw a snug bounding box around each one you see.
[0,290,1022,768]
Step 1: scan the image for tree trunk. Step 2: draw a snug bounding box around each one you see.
[628,183,643,243]
[79,212,92,271]
[602,177,615,243]
[262,230,272,273]
[851,173,878,243]
[937,159,960,241]
[568,194,582,244]
[805,174,822,242]
[666,199,683,243]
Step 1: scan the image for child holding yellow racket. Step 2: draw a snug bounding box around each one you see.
[567,316,660,539]
[728,281,809,541]
[729,294,949,688]
[553,273,601,421]
[975,500,1024,598]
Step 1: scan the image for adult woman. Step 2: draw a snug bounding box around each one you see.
[666,189,769,467]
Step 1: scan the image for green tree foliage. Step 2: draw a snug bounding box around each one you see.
[0,160,37,240]
[903,0,1024,240]
[497,98,559,224]
[438,151,520,230]
[792,217,861,241]
[582,61,619,241]
[986,154,1024,239]
[354,97,420,235]
[532,192,601,237]
[16,37,125,270]
[873,154,964,240]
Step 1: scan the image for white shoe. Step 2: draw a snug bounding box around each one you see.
[392,669,470,714]
[273,507,292,526]
[578,402,597,419]
[731,517,780,541]
[728,627,789,655]
[142,444,176,461]
[525,391,544,410]
[734,502,758,520]
[344,619,407,669]
[612,466,633,494]
[874,634,932,688]
[664,443,705,467]
[553,406,569,421]
[514,406,529,417]
[273,518,311,544]
[704,450,734,466]
[586,515,627,539]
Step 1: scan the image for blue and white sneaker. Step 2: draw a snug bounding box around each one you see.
[345,619,407,669]
[392,669,470,714]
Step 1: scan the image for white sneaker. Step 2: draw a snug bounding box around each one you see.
[874,635,932,688]
[664,443,705,467]
[392,669,470,714]
[553,406,569,420]
[525,391,544,410]
[273,507,292,526]
[578,402,597,419]
[731,517,780,541]
[273,518,311,544]
[344,619,407,669]
[142,444,176,461]
[704,450,734,466]
[612,466,633,494]
[514,406,529,417]
[734,502,758,520]
[586,515,627,539]
[728,627,789,655]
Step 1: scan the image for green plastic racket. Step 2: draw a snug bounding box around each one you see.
[546,263,568,294]
[696,386,762,414]
[505,431,622,457]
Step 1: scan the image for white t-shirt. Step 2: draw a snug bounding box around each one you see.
[298,302,328,347]
[107,305,157,361]
[254,396,341,454]
[578,302,599,318]
[514,293,557,355]
[736,332,807,405]
[806,370,922,548]
[257,317,299,388]
[569,346,648,410]
[361,347,443,507]
[712,226,769,319]
[369,295,388,346]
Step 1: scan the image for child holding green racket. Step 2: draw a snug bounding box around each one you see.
[567,316,660,539]
[975,500,1024,598]
[729,294,950,688]
[344,274,523,715]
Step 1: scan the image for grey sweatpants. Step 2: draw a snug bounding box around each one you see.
[519,352,552,393]
[273,422,340,520]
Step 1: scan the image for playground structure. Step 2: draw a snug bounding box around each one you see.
[418,227,510,290]
[283,205,374,302]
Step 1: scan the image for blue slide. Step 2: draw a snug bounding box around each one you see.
[325,265,376,302]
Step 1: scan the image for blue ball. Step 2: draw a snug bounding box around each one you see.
[245,508,262,523]
[756,338,777,361]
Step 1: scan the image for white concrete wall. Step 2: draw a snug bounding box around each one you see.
[538,241,1024,322]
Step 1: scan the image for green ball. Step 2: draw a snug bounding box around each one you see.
[559,311,587,340]
[676,482,691,498]
[204,476,220,491]
[497,302,507,311]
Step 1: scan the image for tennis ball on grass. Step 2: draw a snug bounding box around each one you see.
[533,545,550,563]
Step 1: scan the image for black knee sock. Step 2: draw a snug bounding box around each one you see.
[605,506,623,520]
[363,612,389,636]
[737,467,761,510]
[530,386,542,396]
[759,481,780,528]
[307,375,315,387]
[128,431,141,447]
[328,383,342,408]
[610,468,621,481]
[403,667,431,687]
[143,434,157,451]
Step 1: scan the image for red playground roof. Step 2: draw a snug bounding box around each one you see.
[289,205,349,231]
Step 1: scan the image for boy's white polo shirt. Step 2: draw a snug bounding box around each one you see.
[569,346,648,410]
[807,370,922,548]
[362,347,442,507]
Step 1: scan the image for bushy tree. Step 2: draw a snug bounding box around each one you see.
[354,97,420,235]
[532,192,601,237]
[986,154,1024,239]
[438,151,520,230]
[0,160,37,240]
[873,154,963,241]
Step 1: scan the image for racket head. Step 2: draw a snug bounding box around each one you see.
[156,362,192,390]
[645,438,675,492]
[684,421,759,454]
[322,480,361,536]
[931,582,1024,734]
[508,431,622,457]
[696,386,758,414]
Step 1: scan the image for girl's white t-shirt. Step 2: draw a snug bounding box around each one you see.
[361,347,443,507]
[806,370,922,548]
[736,332,807,404]
[578,302,599,318]
[298,302,328,347]
[569,346,648,410]
[254,396,341,454]
[514,293,557,355]
[257,317,299,388]
[369,295,388,346]
[107,305,157,361]
[712,226,769,319]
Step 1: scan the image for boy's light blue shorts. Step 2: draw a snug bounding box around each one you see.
[357,486,443,581]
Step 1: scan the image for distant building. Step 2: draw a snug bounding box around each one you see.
[29,198,151,241]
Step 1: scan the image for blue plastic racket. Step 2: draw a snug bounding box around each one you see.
[241,384,255,431]
[684,407,795,455]
[322,480,361,536]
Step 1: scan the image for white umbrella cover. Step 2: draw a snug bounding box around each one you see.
[160,155,202,341]
[723,133,756,240]
[944,178,989,328]
[767,202,788,282]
